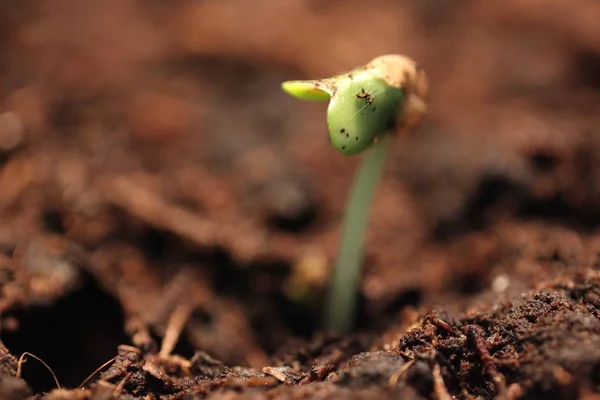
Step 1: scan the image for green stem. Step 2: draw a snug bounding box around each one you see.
[325,133,392,333]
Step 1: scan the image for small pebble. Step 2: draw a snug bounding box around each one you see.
[492,274,510,293]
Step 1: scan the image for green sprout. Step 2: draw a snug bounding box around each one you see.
[282,54,429,332]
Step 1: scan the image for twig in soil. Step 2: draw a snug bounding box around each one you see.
[159,304,193,359]
[467,326,509,398]
[127,318,157,353]
[113,371,133,396]
[78,356,117,389]
[104,176,216,246]
[262,366,303,384]
[388,358,416,387]
[103,176,265,259]
[16,351,61,389]
[428,315,466,340]
[432,363,453,400]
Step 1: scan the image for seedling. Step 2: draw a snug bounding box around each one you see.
[282,54,429,332]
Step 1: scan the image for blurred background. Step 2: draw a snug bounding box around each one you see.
[1,0,600,392]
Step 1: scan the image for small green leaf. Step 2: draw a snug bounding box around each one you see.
[281,80,332,101]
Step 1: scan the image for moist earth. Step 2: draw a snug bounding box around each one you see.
[1,1,600,399]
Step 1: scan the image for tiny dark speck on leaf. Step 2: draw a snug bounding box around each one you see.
[342,146,346,150]
[346,133,349,138]
[340,128,345,133]
[355,137,358,141]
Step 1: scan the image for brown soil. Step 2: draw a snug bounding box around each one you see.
[1,1,600,399]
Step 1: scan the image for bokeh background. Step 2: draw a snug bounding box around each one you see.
[1,0,600,396]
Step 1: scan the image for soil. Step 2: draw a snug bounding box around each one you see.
[1,1,600,399]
